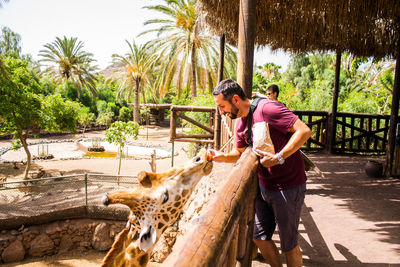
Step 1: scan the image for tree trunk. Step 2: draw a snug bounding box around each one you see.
[190,43,197,98]
[118,146,122,177]
[177,63,183,99]
[18,132,31,180]
[134,79,140,123]
[141,85,146,105]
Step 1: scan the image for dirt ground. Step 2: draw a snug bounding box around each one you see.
[1,126,400,266]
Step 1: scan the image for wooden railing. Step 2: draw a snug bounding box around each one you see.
[163,148,259,267]
[162,104,392,155]
[334,112,391,154]
[294,110,329,152]
[169,105,217,145]
[293,111,393,154]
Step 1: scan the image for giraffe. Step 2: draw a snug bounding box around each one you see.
[101,148,213,267]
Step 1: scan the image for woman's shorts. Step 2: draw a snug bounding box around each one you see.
[253,183,306,252]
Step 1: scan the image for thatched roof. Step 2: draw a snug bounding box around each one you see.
[197,0,400,58]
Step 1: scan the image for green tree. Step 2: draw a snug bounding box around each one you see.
[0,57,79,180]
[0,26,21,58]
[77,106,95,136]
[119,106,133,122]
[111,39,156,123]
[105,121,140,175]
[140,0,237,99]
[39,36,98,97]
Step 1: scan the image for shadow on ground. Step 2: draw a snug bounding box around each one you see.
[301,153,400,266]
[252,153,400,267]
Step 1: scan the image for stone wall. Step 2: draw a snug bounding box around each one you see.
[0,219,125,264]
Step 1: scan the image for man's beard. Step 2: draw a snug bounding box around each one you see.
[228,103,239,119]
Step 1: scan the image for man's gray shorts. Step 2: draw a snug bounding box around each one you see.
[253,183,306,252]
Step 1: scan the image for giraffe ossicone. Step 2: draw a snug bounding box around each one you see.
[101,148,213,267]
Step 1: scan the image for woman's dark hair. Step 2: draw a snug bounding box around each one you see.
[212,79,246,101]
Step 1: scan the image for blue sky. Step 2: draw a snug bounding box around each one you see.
[0,0,291,70]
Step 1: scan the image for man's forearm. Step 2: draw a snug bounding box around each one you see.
[279,119,312,160]
[279,129,311,160]
[223,149,242,163]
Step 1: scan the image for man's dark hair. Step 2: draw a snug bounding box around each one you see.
[267,84,279,98]
[212,79,246,101]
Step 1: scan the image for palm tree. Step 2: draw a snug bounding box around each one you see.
[257,62,282,80]
[140,0,236,99]
[111,40,157,123]
[39,36,98,97]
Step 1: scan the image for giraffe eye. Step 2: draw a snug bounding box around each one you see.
[195,157,201,162]
[162,190,169,204]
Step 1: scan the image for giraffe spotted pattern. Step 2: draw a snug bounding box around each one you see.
[101,148,213,267]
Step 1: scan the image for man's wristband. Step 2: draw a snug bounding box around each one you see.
[225,154,230,163]
[275,152,285,165]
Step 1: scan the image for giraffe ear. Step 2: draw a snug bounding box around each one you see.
[137,171,155,188]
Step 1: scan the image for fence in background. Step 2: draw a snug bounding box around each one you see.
[0,173,138,229]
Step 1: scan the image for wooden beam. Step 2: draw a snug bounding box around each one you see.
[163,148,258,267]
[138,103,172,109]
[388,50,400,176]
[175,133,214,139]
[170,110,176,142]
[218,34,226,83]
[171,105,216,112]
[215,34,225,149]
[237,0,256,98]
[214,109,221,149]
[176,111,214,134]
[172,138,215,144]
[328,51,341,153]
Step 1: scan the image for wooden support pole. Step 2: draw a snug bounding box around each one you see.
[328,51,341,153]
[169,109,176,142]
[149,149,156,172]
[237,0,256,98]
[214,109,221,149]
[387,50,400,177]
[215,34,225,149]
[218,34,226,83]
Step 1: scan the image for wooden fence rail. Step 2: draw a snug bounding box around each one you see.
[146,103,393,155]
[334,112,391,154]
[163,148,258,267]
[293,111,393,154]
[169,105,216,144]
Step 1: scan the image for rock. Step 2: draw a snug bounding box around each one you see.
[29,234,54,257]
[2,240,25,263]
[44,222,62,235]
[92,223,113,251]
[58,235,73,255]
[151,227,177,263]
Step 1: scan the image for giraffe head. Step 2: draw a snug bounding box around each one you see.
[102,148,213,253]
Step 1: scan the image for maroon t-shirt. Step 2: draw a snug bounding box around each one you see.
[235,99,307,191]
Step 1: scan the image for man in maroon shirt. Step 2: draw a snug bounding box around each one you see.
[212,79,311,267]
